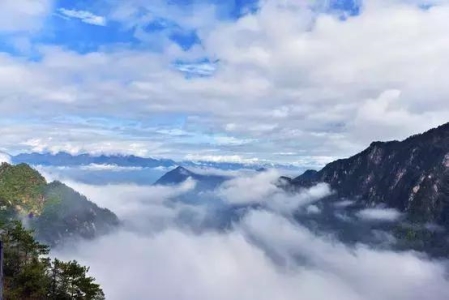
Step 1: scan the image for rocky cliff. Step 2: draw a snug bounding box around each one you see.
[288,123,449,227]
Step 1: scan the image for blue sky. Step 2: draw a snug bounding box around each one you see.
[1,0,362,70]
[3,0,435,57]
[0,0,448,167]
[2,0,260,55]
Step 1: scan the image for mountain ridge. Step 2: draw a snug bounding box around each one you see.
[287,122,449,227]
[12,152,303,172]
[0,162,119,246]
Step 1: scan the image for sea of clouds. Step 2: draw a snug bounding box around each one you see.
[48,168,449,300]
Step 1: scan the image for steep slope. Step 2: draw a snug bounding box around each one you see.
[155,166,198,185]
[33,181,119,246]
[0,163,46,215]
[0,163,119,245]
[290,123,449,226]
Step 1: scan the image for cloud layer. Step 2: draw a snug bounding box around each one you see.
[50,170,449,300]
[1,0,449,166]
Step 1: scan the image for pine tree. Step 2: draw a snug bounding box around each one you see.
[0,221,104,299]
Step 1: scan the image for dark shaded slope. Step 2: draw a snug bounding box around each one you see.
[291,123,449,226]
[155,166,227,189]
[33,181,119,246]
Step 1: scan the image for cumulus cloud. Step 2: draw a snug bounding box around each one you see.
[357,208,402,222]
[58,8,107,26]
[2,0,449,165]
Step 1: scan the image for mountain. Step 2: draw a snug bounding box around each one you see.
[0,162,119,246]
[155,166,228,189]
[287,123,449,228]
[180,160,301,171]
[34,181,119,246]
[13,152,177,168]
[0,163,47,217]
[13,152,302,172]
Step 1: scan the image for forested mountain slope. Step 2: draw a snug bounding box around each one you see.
[0,163,119,246]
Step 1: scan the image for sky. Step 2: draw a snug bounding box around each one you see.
[1,0,449,168]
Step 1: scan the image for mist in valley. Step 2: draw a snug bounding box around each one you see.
[41,166,449,300]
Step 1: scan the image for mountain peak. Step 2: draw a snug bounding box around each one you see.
[290,122,449,228]
[154,166,196,185]
[154,166,229,189]
[173,166,192,174]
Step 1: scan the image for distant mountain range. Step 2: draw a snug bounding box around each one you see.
[284,122,449,229]
[0,162,119,246]
[13,152,176,168]
[4,122,449,258]
[12,152,302,171]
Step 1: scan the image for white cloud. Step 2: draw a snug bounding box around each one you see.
[52,188,449,300]
[306,204,321,214]
[0,0,52,32]
[59,8,107,26]
[62,178,203,233]
[184,154,260,164]
[357,208,402,222]
[77,164,144,172]
[216,170,281,204]
[0,152,11,164]
[240,210,449,300]
[185,166,254,178]
[62,179,196,215]
[213,136,254,146]
[269,183,332,213]
[39,159,449,300]
[334,200,356,208]
[216,170,332,213]
[1,0,449,165]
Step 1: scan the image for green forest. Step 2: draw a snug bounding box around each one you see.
[1,220,104,300]
[0,163,112,299]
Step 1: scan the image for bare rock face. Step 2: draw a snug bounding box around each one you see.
[289,123,449,227]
